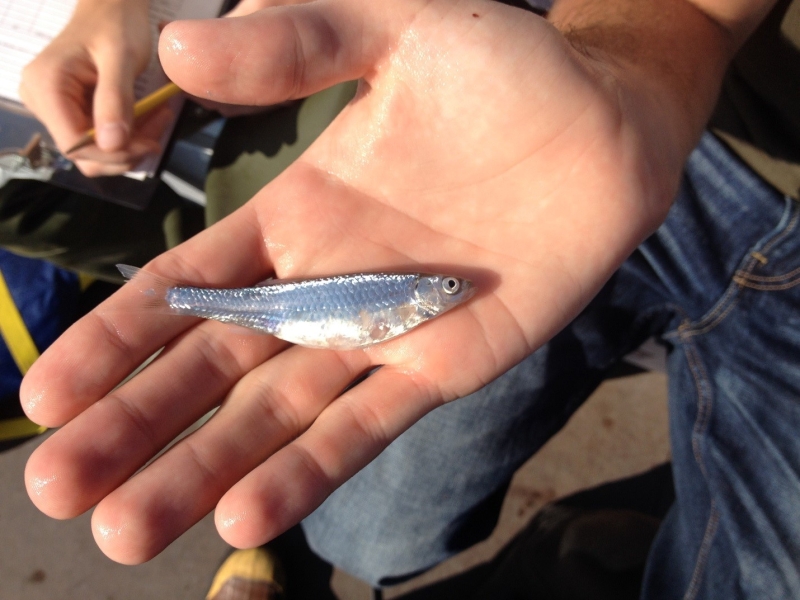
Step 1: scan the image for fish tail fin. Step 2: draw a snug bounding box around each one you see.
[117,264,142,282]
[116,264,178,311]
[117,264,176,288]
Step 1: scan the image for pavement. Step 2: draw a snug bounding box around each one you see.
[0,370,669,600]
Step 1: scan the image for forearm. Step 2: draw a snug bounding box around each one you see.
[73,0,149,14]
[547,0,776,161]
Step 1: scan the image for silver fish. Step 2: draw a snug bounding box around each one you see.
[118,265,475,349]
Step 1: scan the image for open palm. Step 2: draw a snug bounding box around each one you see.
[21,0,688,564]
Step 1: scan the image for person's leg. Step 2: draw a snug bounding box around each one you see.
[642,141,800,598]
[301,336,651,587]
[301,223,681,586]
[302,133,800,594]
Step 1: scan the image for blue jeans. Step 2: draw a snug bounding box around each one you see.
[302,133,800,598]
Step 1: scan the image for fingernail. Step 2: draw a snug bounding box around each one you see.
[96,122,128,151]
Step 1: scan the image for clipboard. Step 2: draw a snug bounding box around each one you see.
[0,0,228,210]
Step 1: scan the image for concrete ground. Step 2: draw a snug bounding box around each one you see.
[1,370,669,600]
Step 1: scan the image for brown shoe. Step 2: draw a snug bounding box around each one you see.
[206,547,287,600]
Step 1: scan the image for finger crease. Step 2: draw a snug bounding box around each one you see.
[190,327,242,392]
[339,396,390,451]
[251,384,303,440]
[112,392,161,455]
[289,443,332,497]
[183,437,226,496]
[93,312,135,358]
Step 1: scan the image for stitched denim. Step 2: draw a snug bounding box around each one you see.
[302,133,800,598]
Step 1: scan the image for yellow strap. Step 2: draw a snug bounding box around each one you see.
[0,268,40,375]
[77,272,95,292]
[0,416,47,441]
[0,269,48,442]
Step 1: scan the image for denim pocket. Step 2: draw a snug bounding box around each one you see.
[732,198,800,292]
[669,197,800,341]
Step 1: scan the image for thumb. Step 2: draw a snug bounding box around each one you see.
[158,1,397,106]
[223,0,313,19]
[92,51,136,151]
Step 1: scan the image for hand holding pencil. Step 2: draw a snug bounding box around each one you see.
[64,82,183,155]
[18,0,175,177]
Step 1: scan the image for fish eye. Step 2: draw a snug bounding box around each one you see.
[442,277,460,295]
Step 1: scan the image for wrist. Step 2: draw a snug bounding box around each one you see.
[548,0,735,161]
[73,0,149,19]
[75,0,148,7]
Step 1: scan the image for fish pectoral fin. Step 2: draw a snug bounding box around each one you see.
[369,323,391,341]
[361,310,392,341]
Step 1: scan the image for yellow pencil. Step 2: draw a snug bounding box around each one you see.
[64,82,183,155]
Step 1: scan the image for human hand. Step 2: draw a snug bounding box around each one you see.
[186,0,313,116]
[22,0,739,563]
[19,0,170,176]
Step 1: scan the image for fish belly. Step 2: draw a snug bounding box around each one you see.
[273,304,423,349]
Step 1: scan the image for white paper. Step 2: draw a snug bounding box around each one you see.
[0,0,73,102]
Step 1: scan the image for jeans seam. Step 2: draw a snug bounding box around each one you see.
[685,342,712,477]
[665,197,799,340]
[757,200,799,256]
[732,200,800,291]
[681,339,719,600]
[735,264,800,282]
[669,198,799,597]
[683,501,721,600]
[731,276,800,291]
[673,287,740,340]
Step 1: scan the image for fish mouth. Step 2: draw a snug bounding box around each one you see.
[460,279,476,299]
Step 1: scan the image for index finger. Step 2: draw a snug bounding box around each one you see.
[19,64,93,153]
[20,201,274,427]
